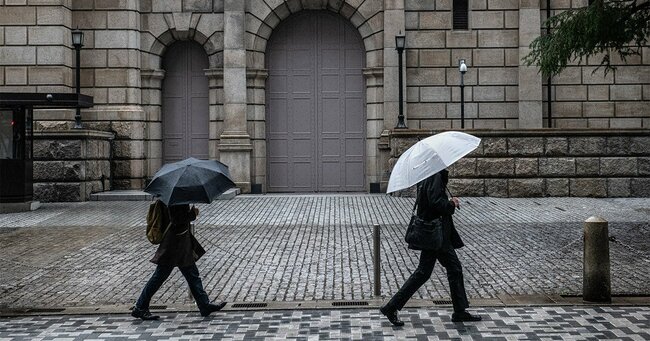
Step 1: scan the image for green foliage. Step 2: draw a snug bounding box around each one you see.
[523,0,650,76]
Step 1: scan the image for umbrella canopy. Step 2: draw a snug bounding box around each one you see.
[145,157,236,205]
[386,131,481,193]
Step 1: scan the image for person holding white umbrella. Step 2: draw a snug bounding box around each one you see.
[380,131,482,326]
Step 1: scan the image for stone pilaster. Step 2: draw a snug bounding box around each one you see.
[518,0,543,128]
[205,68,224,161]
[220,0,252,192]
[141,69,165,178]
[246,68,269,188]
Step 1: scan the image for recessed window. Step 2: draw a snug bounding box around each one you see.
[453,0,469,30]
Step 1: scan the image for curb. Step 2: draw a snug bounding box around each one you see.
[2,295,649,317]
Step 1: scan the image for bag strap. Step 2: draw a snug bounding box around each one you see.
[412,183,420,215]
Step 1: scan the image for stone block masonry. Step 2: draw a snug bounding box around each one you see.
[32,130,114,202]
[388,129,650,197]
[0,0,647,199]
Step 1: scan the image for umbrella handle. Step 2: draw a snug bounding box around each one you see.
[446,187,454,198]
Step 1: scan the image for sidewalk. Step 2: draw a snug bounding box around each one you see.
[0,195,648,311]
[1,306,649,340]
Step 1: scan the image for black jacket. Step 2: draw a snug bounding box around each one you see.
[414,170,465,250]
[151,204,206,267]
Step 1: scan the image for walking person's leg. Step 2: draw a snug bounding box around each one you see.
[179,264,226,316]
[380,250,437,326]
[437,248,481,322]
[132,264,174,320]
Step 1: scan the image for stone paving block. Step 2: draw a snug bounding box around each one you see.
[1,306,649,339]
[0,196,648,310]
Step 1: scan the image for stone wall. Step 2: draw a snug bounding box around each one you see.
[541,0,650,129]
[404,0,524,130]
[388,129,650,197]
[0,0,648,198]
[33,130,113,202]
[403,0,650,130]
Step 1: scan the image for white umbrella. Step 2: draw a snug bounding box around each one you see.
[386,131,481,193]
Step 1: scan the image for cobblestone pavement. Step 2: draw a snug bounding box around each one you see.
[0,306,648,340]
[0,195,648,309]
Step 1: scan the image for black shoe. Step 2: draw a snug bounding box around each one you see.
[452,311,482,322]
[131,306,160,321]
[380,305,405,327]
[200,301,227,317]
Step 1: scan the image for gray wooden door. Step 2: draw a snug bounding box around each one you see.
[162,41,209,163]
[266,11,365,192]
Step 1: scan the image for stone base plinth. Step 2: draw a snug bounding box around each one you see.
[388,129,650,198]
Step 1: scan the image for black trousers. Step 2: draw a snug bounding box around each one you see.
[386,247,469,313]
[135,263,210,311]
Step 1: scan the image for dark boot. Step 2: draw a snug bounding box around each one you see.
[200,301,227,317]
[380,305,405,327]
[131,306,160,321]
[452,310,482,322]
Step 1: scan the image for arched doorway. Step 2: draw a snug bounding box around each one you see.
[161,41,209,163]
[266,11,366,192]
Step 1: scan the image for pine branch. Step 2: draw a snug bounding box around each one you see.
[523,0,650,76]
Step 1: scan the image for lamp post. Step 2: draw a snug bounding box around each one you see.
[395,33,407,129]
[459,59,467,129]
[71,28,84,129]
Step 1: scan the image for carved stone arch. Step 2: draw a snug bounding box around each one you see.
[247,0,384,69]
[143,29,221,71]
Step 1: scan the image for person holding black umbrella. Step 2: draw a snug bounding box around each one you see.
[131,158,236,320]
[131,203,226,320]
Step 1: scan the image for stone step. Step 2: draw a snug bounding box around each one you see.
[0,201,41,213]
[90,188,240,201]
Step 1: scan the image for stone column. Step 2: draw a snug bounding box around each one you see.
[383,0,406,131]
[518,0,543,128]
[220,0,252,192]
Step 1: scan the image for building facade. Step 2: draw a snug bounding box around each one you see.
[0,0,648,199]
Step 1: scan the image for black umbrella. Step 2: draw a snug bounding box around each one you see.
[145,157,236,206]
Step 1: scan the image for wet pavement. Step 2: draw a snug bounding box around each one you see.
[0,195,648,309]
[0,194,648,339]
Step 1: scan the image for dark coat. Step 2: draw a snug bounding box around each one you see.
[150,204,206,267]
[414,169,465,250]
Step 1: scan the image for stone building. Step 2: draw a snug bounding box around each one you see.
[0,0,648,200]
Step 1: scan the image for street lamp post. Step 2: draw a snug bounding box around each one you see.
[71,29,84,129]
[459,59,467,129]
[395,33,407,129]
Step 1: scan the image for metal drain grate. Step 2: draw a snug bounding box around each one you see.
[27,308,66,313]
[331,301,369,307]
[432,300,453,305]
[231,303,268,308]
[149,305,167,310]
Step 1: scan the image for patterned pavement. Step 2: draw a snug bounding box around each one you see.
[0,306,649,340]
[0,195,648,309]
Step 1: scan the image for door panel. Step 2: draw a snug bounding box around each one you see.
[266,11,365,192]
[162,41,209,164]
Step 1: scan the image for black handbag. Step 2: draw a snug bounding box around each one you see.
[404,185,444,251]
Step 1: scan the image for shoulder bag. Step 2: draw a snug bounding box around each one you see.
[404,185,444,251]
